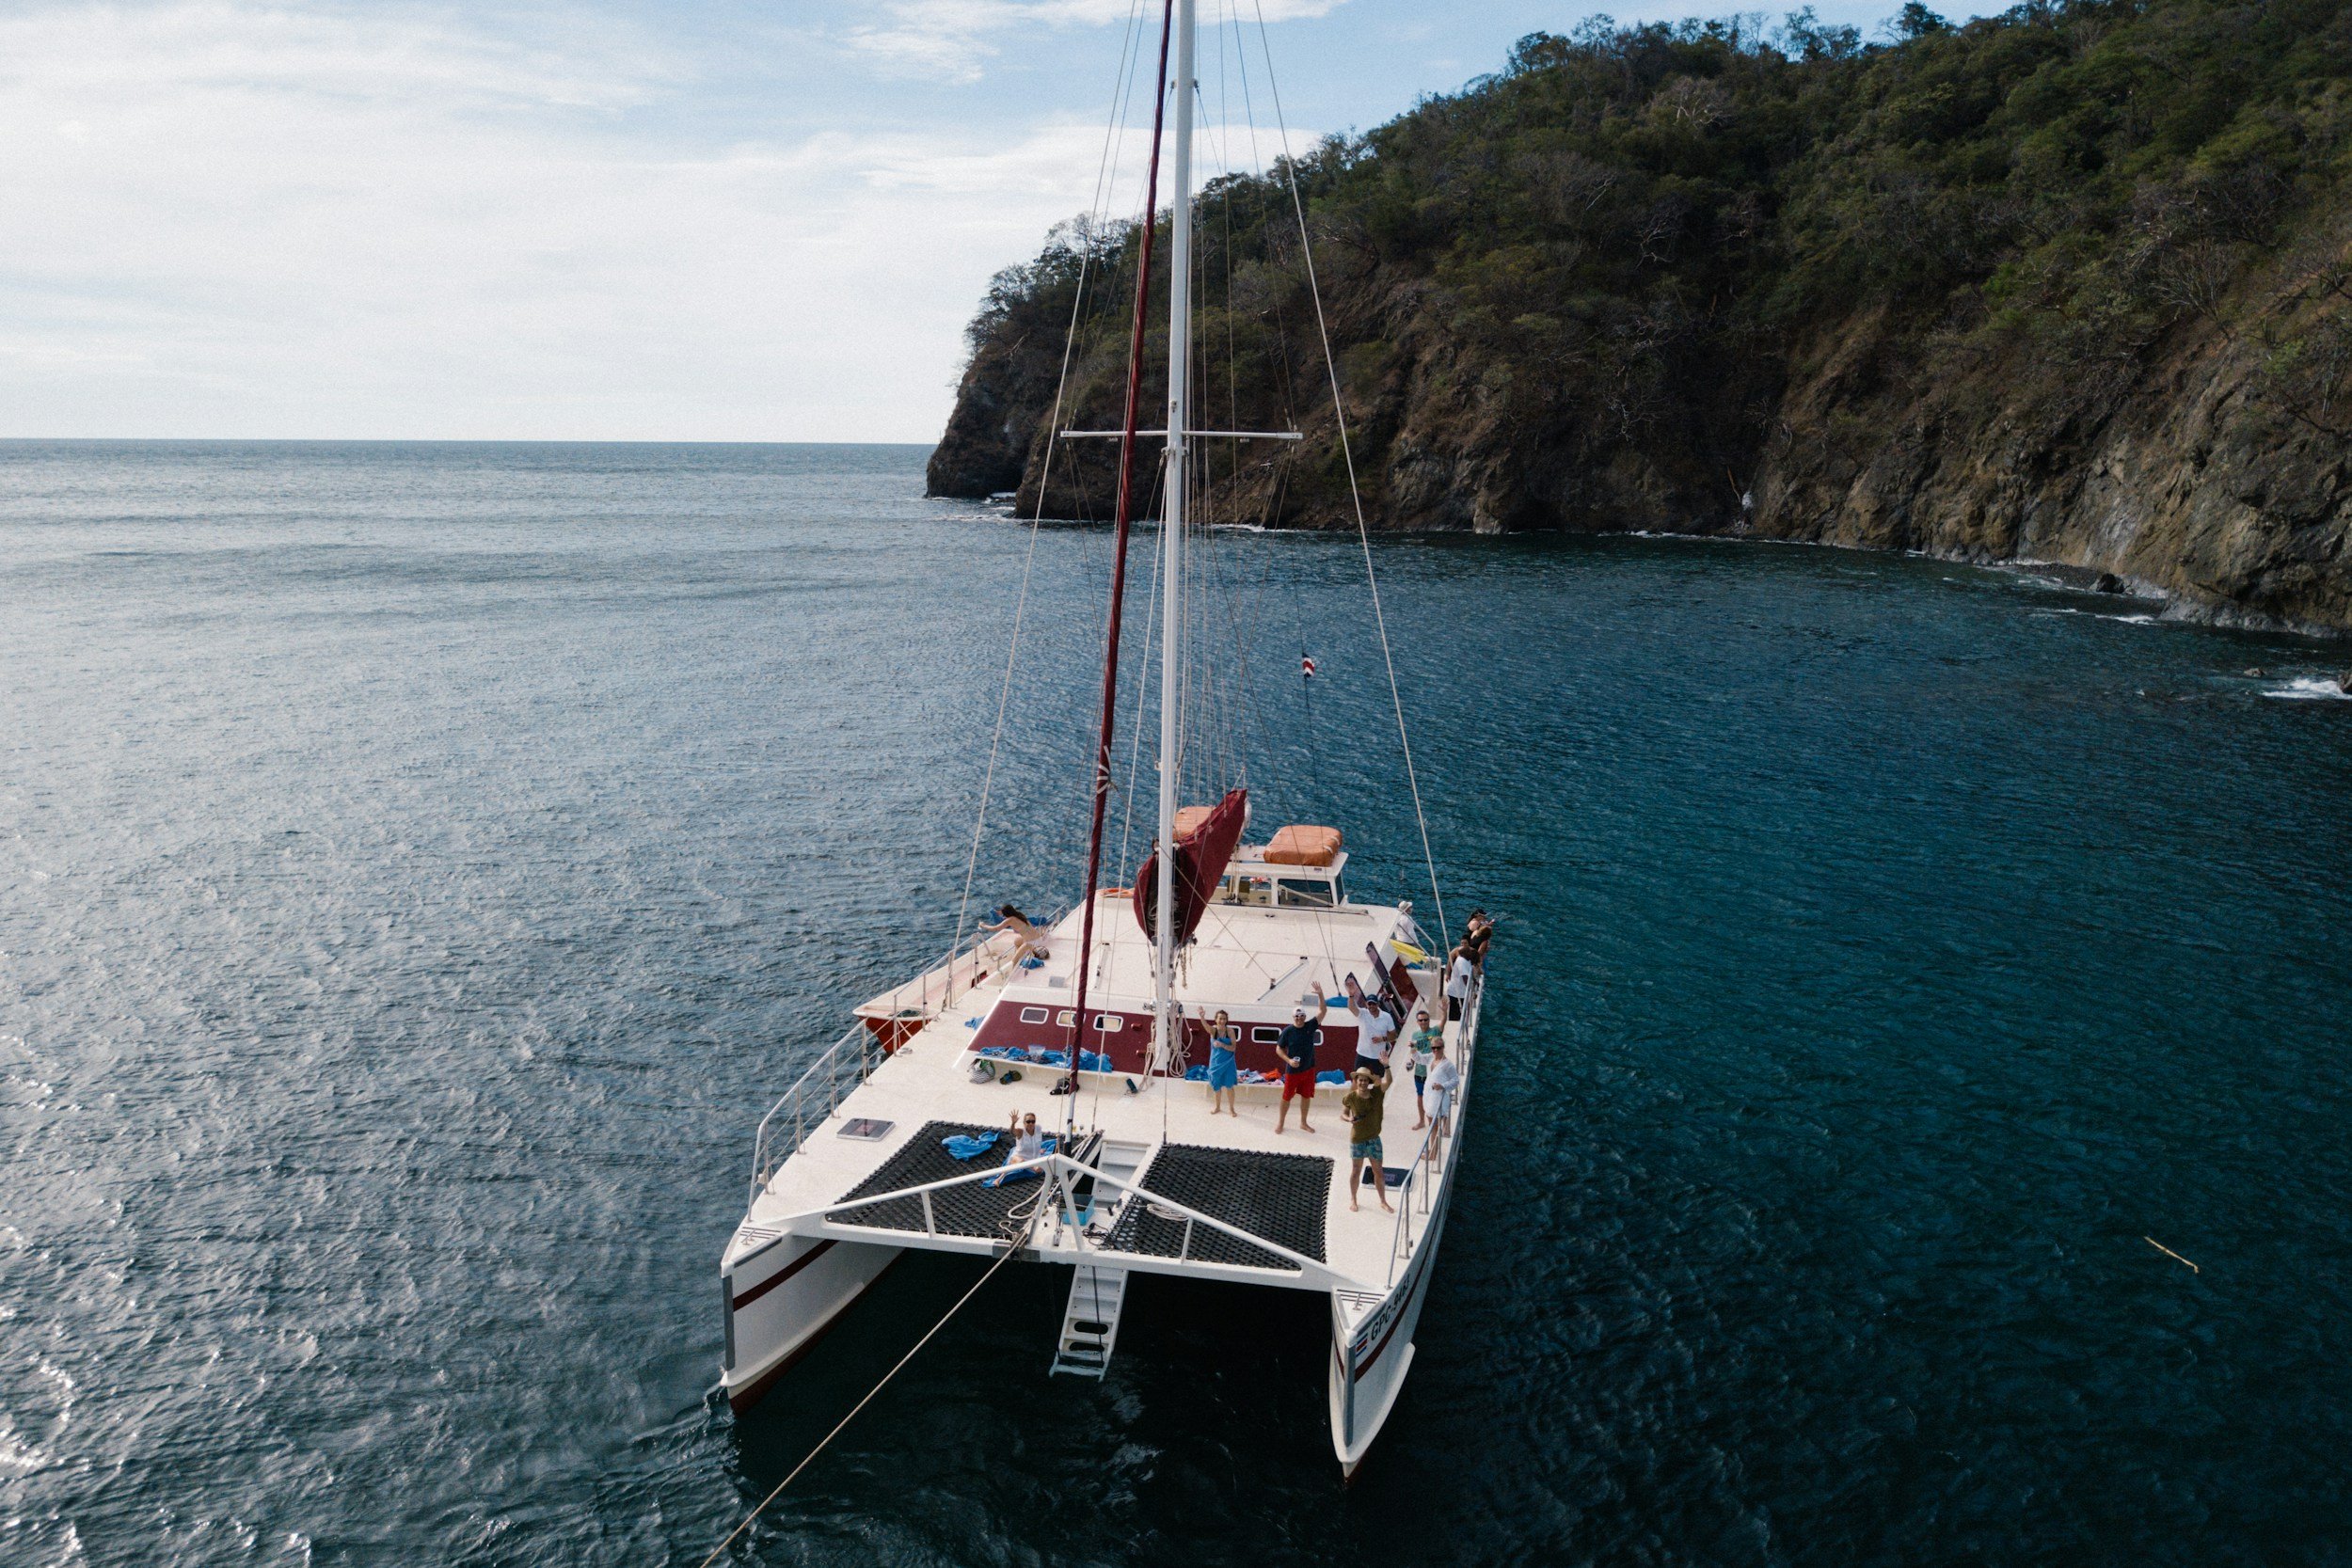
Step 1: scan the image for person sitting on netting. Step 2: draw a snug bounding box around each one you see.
[1007,1110,1046,1165]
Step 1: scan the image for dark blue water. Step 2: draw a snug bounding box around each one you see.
[5,440,2350,1567]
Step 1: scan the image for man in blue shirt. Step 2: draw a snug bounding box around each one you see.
[1273,987,1328,1134]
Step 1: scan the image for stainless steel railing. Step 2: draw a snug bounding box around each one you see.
[1386,969,1482,1284]
[748,1022,881,1203]
[769,1149,1354,1291]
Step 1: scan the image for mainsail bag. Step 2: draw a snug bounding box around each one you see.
[1134,787,1249,949]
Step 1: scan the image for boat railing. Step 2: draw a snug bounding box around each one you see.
[771,1149,1356,1291]
[749,1022,881,1203]
[931,902,1071,1010]
[1385,968,1482,1285]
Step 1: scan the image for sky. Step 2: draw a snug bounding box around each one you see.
[1,0,1991,443]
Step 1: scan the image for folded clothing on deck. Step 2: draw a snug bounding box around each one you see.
[942,1132,1002,1161]
[1317,1069,1348,1085]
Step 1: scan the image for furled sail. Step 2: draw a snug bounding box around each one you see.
[1133,787,1248,949]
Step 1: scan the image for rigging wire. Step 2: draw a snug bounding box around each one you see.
[1249,0,1451,951]
[947,0,1154,983]
[696,1195,1046,1568]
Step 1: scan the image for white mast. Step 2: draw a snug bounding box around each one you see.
[1154,0,1194,1072]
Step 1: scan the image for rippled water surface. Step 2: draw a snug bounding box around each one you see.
[5,440,2351,1567]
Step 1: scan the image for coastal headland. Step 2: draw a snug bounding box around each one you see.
[930,1,2352,636]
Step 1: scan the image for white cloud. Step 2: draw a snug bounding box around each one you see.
[0,1,1328,441]
[845,0,1349,83]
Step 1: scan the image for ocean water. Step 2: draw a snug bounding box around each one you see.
[4,439,2350,1567]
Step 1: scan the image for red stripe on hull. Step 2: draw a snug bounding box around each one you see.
[729,1238,836,1313]
[725,1255,898,1415]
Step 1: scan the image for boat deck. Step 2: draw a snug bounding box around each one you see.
[736,939,1464,1291]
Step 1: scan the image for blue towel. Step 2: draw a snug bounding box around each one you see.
[977,1044,1028,1061]
[1183,1064,1210,1082]
[983,1134,1057,1186]
[942,1132,1000,1161]
[963,1017,979,1029]
[1317,1069,1347,1085]
[1080,1051,1115,1073]
[1018,955,1045,969]
[1031,1049,1070,1069]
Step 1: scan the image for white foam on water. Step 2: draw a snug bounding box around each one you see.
[2265,676,2352,701]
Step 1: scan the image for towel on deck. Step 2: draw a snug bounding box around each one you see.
[1031,1049,1071,1069]
[983,1134,1058,1186]
[1080,1051,1115,1072]
[942,1132,1002,1161]
[977,1045,1029,1061]
[1317,1069,1348,1085]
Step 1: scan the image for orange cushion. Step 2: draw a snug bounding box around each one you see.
[1263,825,1343,865]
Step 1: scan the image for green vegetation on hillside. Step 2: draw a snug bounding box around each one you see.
[931,0,2352,551]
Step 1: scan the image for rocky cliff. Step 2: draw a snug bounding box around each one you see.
[930,1,2352,634]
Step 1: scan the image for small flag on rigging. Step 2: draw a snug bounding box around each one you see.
[1300,655,1316,678]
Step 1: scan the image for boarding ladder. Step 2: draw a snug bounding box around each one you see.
[1050,1265,1130,1378]
[1049,1137,1152,1378]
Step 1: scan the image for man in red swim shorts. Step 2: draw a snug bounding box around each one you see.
[1273,988,1329,1134]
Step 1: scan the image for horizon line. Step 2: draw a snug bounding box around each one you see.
[0,436,940,448]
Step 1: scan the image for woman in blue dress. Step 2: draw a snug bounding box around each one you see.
[1206,1009,1241,1117]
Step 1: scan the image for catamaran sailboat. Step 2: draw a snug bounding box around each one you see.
[717,0,1484,1474]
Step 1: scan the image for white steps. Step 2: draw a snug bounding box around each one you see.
[1050,1264,1129,1378]
[1051,1138,1152,1378]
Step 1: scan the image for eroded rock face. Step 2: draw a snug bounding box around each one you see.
[1743,279,2352,633]
[926,357,1029,499]
[934,240,2352,635]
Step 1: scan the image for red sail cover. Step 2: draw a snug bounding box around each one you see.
[1134,787,1249,949]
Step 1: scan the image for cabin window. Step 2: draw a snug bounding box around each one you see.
[1057,1009,1076,1027]
[1019,1006,1049,1024]
[1275,877,1337,909]
[1093,1014,1123,1032]
[1221,874,1274,907]
[1251,1025,1282,1043]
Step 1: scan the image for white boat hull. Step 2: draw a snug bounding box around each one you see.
[722,1233,900,1411]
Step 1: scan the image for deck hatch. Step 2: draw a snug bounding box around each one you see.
[1102,1144,1330,1270]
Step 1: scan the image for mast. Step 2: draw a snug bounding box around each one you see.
[1153,0,1194,1074]
[1063,0,1175,1112]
